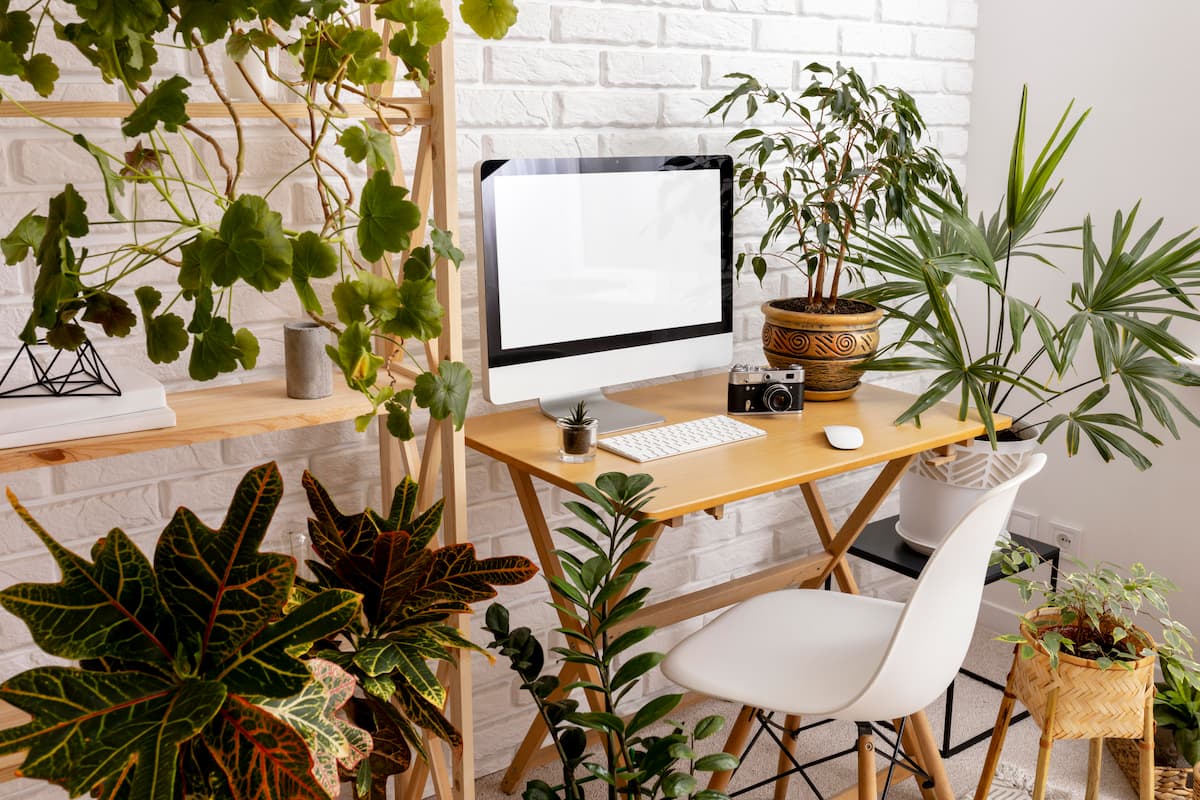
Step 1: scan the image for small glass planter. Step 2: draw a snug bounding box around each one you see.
[557,419,598,463]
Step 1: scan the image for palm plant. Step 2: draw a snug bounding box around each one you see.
[855,87,1200,468]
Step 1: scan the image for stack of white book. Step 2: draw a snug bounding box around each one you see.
[0,369,176,449]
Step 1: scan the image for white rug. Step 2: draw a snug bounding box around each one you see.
[964,763,1072,800]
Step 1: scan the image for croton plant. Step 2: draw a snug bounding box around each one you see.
[0,0,516,438]
[0,463,539,799]
[0,462,366,799]
[299,471,538,798]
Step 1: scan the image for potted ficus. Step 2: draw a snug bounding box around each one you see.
[983,546,1200,798]
[556,400,598,463]
[855,87,1200,552]
[709,63,959,400]
[0,0,520,441]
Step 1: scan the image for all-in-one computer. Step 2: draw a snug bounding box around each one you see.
[474,154,733,434]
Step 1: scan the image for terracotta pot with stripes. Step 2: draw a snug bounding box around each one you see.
[760,298,883,401]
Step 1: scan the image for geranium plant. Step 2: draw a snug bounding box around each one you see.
[0,0,518,438]
[0,462,367,799]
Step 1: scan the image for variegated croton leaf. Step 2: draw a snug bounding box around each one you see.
[0,462,366,800]
[300,471,538,794]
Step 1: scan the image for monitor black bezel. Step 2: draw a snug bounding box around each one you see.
[478,154,734,370]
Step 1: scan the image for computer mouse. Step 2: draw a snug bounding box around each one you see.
[824,425,864,450]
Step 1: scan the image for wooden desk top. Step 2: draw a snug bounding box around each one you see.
[466,374,1003,519]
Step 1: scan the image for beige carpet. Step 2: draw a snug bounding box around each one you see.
[475,630,1139,800]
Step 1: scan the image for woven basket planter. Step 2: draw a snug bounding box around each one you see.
[1106,737,1195,800]
[1010,609,1157,740]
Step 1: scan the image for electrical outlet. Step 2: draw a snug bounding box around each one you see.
[1007,509,1037,539]
[1049,522,1083,557]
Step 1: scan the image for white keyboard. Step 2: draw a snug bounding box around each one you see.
[598,415,766,463]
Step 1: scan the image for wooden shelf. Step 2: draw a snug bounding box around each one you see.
[0,380,375,474]
[0,99,432,124]
[0,702,28,782]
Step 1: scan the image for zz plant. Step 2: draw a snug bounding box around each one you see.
[0,0,518,439]
[485,472,737,800]
[0,462,367,800]
[299,471,538,798]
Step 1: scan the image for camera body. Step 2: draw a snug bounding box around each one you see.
[727,364,805,415]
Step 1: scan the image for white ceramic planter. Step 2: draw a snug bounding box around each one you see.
[896,428,1040,554]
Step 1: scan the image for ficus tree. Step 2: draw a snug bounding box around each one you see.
[710,63,959,311]
[0,0,518,438]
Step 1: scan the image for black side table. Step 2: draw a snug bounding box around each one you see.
[847,515,1060,758]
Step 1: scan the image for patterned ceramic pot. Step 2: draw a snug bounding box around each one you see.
[760,299,883,401]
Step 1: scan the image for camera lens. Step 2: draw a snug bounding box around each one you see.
[763,384,792,413]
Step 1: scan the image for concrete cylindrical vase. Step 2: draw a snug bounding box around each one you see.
[284,321,332,399]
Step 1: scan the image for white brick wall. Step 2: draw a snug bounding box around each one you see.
[0,1,978,795]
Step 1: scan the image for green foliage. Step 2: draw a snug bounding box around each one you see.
[560,400,596,427]
[1156,653,1200,765]
[0,462,368,800]
[1,1,495,442]
[299,472,538,799]
[459,0,520,40]
[484,473,736,800]
[710,63,959,307]
[995,543,1199,681]
[855,87,1200,467]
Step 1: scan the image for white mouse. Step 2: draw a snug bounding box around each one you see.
[824,425,864,450]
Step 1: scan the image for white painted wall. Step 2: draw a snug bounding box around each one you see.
[967,0,1200,633]
[0,3,979,797]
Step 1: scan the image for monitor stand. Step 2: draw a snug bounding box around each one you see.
[539,390,664,435]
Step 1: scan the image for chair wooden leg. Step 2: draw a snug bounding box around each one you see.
[896,719,935,800]
[975,650,1021,800]
[1140,691,1155,800]
[707,705,756,792]
[1085,738,1103,800]
[1032,688,1059,800]
[774,714,802,800]
[857,725,878,800]
[909,710,954,800]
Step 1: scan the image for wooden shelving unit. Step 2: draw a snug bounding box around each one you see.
[0,4,472,799]
[0,380,372,473]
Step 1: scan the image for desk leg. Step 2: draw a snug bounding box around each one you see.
[501,467,668,794]
[799,455,914,592]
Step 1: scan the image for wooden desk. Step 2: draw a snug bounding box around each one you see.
[466,373,1001,799]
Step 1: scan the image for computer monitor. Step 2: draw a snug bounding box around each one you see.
[474,154,733,433]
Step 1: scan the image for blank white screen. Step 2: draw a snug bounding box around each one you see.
[492,169,722,350]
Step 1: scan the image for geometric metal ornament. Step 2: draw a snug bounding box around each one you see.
[0,339,122,398]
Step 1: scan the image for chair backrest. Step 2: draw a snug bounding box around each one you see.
[838,453,1047,722]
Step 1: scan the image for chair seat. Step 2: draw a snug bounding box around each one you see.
[662,588,903,718]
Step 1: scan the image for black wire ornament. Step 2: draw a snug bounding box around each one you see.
[0,340,122,398]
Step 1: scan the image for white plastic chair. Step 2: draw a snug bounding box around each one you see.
[662,453,1047,800]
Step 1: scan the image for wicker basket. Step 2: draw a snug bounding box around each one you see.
[1010,609,1156,740]
[1106,737,1195,800]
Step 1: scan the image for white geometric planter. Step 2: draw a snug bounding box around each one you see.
[896,428,1040,554]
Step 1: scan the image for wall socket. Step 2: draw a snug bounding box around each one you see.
[1049,522,1083,557]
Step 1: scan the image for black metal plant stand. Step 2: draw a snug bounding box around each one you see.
[0,340,121,398]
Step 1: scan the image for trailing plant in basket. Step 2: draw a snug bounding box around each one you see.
[0,0,520,439]
[709,63,959,310]
[856,87,1200,464]
[995,544,1200,680]
[484,472,737,800]
[298,471,538,799]
[0,462,367,800]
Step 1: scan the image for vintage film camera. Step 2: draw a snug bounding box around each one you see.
[727,363,804,415]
